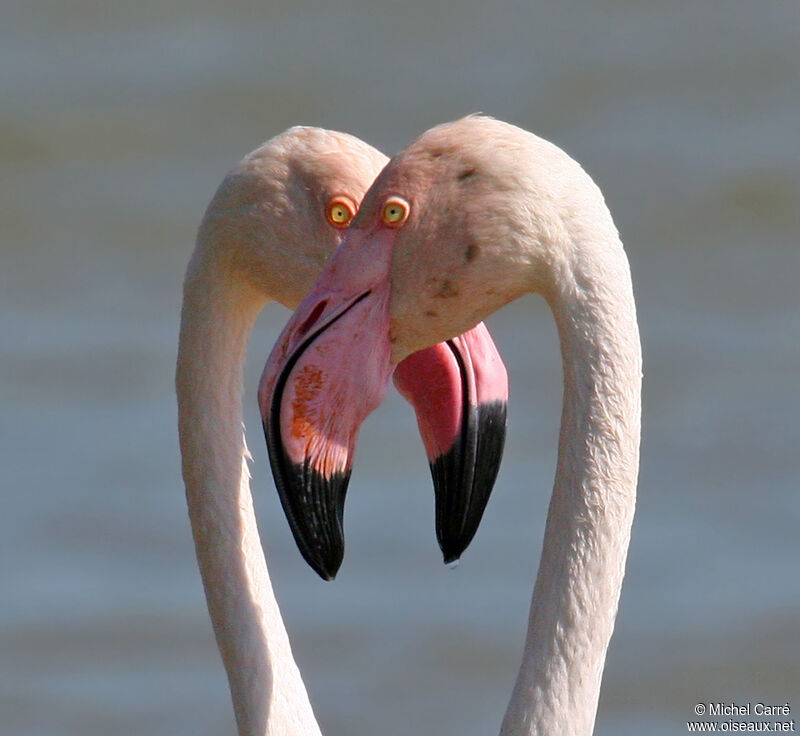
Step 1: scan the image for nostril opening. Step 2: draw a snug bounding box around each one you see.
[297,300,328,337]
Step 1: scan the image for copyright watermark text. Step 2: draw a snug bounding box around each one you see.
[688,702,794,732]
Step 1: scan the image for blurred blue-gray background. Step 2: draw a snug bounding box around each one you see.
[2,2,798,734]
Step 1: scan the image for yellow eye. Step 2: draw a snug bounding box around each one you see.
[381,196,410,227]
[326,196,356,228]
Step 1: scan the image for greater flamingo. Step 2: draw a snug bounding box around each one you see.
[176,126,508,735]
[263,116,642,735]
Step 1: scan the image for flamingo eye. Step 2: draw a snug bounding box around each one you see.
[381,196,410,227]
[326,196,356,228]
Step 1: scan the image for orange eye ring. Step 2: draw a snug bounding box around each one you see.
[381,196,410,228]
[326,196,357,228]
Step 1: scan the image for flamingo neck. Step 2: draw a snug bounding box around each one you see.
[176,262,321,736]
[501,234,642,736]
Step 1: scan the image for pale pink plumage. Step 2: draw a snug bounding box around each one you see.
[264,116,641,736]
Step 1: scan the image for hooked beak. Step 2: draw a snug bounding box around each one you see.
[258,230,395,580]
[259,228,509,579]
[393,324,508,563]
[259,290,394,579]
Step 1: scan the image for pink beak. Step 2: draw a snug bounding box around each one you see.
[393,326,507,564]
[259,229,508,579]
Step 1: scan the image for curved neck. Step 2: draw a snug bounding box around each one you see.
[176,259,321,736]
[502,234,642,736]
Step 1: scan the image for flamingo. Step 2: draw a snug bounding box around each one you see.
[263,116,642,735]
[176,126,508,735]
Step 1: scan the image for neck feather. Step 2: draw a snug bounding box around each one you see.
[501,231,642,736]
[176,260,321,736]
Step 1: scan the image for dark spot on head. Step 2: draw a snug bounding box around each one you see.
[465,243,479,262]
[458,167,476,181]
[429,149,444,159]
[424,309,439,318]
[435,280,459,299]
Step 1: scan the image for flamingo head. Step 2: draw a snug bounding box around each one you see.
[189,123,511,580]
[191,126,388,309]
[260,117,579,578]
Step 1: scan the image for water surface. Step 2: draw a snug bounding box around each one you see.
[2,2,798,734]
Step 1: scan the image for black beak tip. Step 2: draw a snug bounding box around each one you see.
[430,398,508,566]
[437,527,472,566]
[265,419,351,580]
[282,474,348,580]
[305,546,343,581]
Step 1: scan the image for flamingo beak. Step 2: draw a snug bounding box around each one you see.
[393,325,508,563]
[259,228,509,578]
[258,233,395,580]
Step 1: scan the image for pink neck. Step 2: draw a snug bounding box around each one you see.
[176,265,321,736]
[501,238,641,736]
